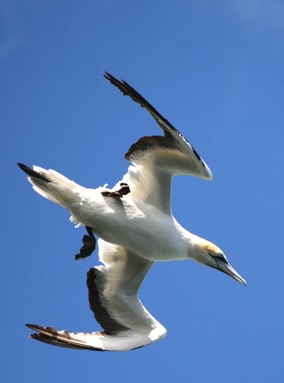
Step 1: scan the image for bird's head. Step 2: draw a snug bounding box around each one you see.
[192,239,247,285]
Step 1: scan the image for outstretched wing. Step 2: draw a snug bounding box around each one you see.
[105,72,212,213]
[26,239,166,351]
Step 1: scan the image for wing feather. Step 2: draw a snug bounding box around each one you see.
[104,72,212,180]
[105,72,212,213]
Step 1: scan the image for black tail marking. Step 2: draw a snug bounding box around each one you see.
[17,163,50,183]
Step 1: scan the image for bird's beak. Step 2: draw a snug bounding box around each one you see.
[216,261,247,285]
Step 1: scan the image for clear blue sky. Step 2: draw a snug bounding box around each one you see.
[2,1,284,382]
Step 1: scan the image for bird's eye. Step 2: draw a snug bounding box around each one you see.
[209,253,228,265]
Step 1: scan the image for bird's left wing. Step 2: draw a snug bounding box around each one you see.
[105,73,212,213]
[26,239,166,351]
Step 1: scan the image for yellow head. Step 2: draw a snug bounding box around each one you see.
[192,239,246,285]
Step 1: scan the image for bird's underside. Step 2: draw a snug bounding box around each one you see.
[20,72,246,351]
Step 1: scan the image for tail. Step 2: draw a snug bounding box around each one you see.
[18,163,83,207]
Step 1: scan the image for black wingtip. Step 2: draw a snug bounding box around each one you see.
[104,71,120,82]
[25,323,40,330]
[103,72,130,94]
[103,71,162,119]
[18,163,50,182]
[104,71,112,80]
[104,71,118,86]
[103,72,123,89]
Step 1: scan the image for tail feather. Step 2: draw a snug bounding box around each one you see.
[18,163,50,182]
[18,163,82,207]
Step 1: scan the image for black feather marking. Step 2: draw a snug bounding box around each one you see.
[104,73,207,170]
[208,252,229,265]
[104,72,178,134]
[17,163,50,182]
[75,226,96,260]
[191,146,203,162]
[87,267,129,334]
[125,135,176,161]
[25,324,105,351]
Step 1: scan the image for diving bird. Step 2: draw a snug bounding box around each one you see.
[19,72,246,352]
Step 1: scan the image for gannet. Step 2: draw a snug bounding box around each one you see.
[18,72,246,352]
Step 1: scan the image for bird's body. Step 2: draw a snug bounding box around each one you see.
[73,194,189,262]
[32,172,194,262]
[19,72,246,351]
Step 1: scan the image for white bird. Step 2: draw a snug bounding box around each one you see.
[19,72,246,352]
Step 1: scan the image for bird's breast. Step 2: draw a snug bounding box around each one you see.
[68,190,188,261]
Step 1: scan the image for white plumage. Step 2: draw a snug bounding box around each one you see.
[20,72,246,352]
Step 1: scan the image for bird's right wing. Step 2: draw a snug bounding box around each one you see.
[26,239,166,351]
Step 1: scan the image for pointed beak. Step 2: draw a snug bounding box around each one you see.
[216,261,247,285]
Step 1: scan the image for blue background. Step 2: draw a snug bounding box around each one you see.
[2,1,283,382]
